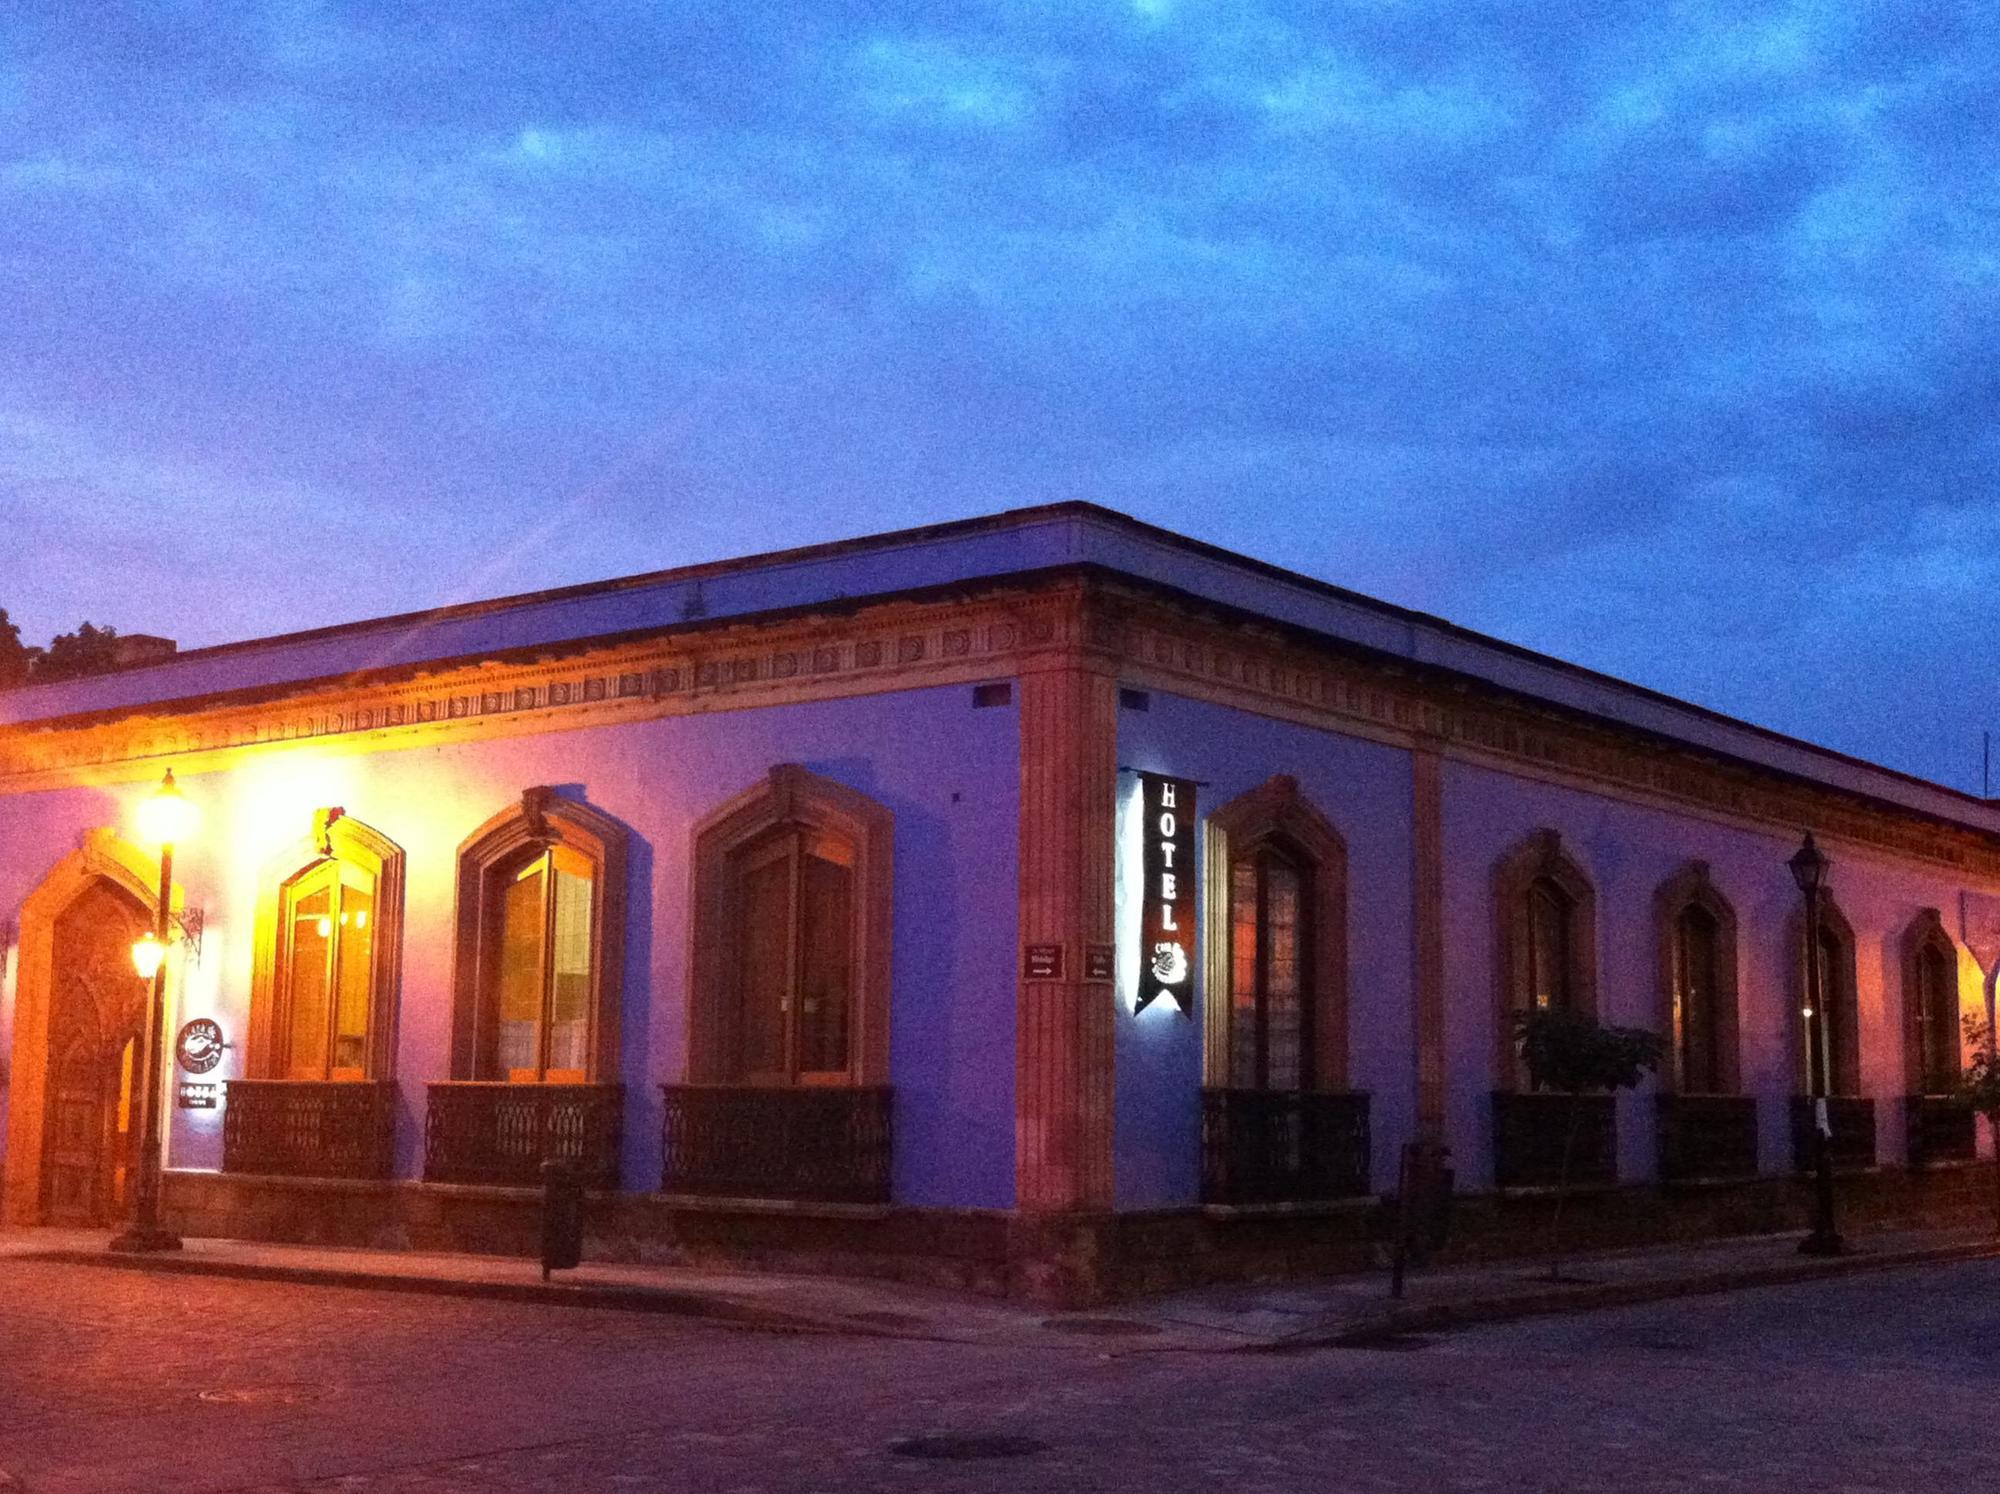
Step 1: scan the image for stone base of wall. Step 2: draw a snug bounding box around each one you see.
[164,1169,1018,1295]
[165,1162,2000,1308]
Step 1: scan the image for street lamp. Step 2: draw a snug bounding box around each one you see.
[1790,831,1844,1257]
[110,769,195,1254]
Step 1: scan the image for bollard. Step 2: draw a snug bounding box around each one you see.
[540,1157,584,1280]
[1389,1140,1454,1298]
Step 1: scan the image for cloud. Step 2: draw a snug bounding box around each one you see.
[0,1,1996,786]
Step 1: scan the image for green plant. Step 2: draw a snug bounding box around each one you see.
[1954,1015,2000,1234]
[1512,1007,1665,1281]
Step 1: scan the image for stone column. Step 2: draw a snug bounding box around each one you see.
[1014,648,1119,1214]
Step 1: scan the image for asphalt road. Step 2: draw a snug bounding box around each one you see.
[4,1254,1997,1492]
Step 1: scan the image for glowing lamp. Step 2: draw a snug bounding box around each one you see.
[137,769,198,848]
[131,930,165,981]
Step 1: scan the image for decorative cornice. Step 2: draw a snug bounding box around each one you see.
[0,588,1076,791]
[1092,586,2000,884]
[4,571,1998,885]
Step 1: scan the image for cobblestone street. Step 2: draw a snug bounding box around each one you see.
[5,1254,1999,1492]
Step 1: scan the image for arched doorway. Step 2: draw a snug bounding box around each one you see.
[41,880,150,1224]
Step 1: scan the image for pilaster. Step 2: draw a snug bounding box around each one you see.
[1015,622,1119,1212]
[1412,745,1446,1138]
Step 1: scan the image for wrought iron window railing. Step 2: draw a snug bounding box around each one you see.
[423,1082,623,1190]
[1492,1090,1617,1190]
[1656,1093,1759,1183]
[1788,1094,1876,1173]
[1199,1088,1371,1205]
[1904,1094,1976,1168]
[660,1085,893,1204]
[223,1079,398,1181]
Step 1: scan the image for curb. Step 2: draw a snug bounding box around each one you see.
[27,1248,889,1339]
[1282,1238,2000,1350]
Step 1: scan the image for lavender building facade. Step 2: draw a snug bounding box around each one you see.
[3,505,1996,1300]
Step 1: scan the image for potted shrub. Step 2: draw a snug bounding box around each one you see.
[1513,1007,1664,1281]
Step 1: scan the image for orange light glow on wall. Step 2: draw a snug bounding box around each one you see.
[136,769,199,848]
[131,930,165,980]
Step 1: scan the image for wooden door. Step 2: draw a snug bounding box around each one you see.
[42,881,149,1225]
[44,1038,137,1224]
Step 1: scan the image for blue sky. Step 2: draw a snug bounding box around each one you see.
[3,2,1996,788]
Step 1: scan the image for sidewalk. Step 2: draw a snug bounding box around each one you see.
[6,1221,1996,1353]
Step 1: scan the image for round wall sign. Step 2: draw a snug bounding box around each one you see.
[176,1018,225,1074]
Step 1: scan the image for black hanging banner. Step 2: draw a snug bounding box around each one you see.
[1136,773,1197,1015]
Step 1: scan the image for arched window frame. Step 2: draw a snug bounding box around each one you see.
[450,788,628,1083]
[1494,829,1597,1089]
[688,765,893,1087]
[248,809,406,1082]
[1790,892,1861,1096]
[1652,862,1742,1095]
[1201,775,1349,1092]
[1902,909,1964,1097]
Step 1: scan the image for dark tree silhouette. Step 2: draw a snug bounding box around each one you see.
[1955,1016,2000,1235]
[0,607,31,689]
[33,621,125,683]
[1512,1006,1664,1281]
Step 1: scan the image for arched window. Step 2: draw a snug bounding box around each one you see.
[727,822,856,1083]
[250,810,405,1081]
[1493,830,1596,1086]
[1525,877,1575,1014]
[1672,904,1722,1091]
[1654,863,1742,1095]
[1903,912,1962,1096]
[492,842,597,1082]
[1203,776,1348,1092]
[450,789,627,1083]
[1228,839,1313,1090]
[278,858,376,1079]
[689,765,893,1087]
[1795,896,1860,1097]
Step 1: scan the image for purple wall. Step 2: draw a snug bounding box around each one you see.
[1441,760,1998,1187]
[1112,690,1415,1209]
[8,662,1998,1221]
[0,683,1019,1211]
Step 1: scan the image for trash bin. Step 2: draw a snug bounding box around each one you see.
[540,1157,584,1280]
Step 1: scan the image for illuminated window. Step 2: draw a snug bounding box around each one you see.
[1203,776,1349,1093]
[689,765,894,1088]
[1228,842,1313,1090]
[452,789,627,1084]
[278,859,377,1080]
[490,845,597,1083]
[250,812,404,1082]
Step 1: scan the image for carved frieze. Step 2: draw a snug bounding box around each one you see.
[0,590,1079,791]
[2,573,1996,884]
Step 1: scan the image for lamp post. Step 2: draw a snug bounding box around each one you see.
[1790,831,1844,1257]
[110,769,195,1254]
